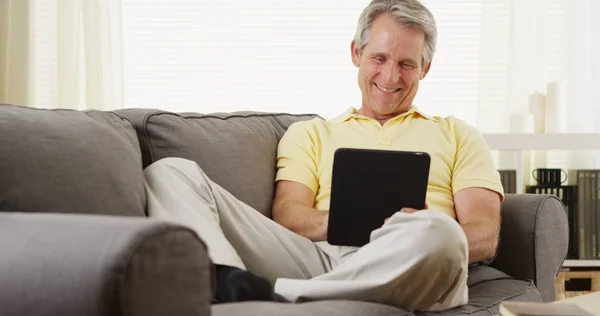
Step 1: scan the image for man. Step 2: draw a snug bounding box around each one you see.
[143,0,504,311]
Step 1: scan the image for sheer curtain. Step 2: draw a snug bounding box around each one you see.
[477,0,599,135]
[3,0,597,126]
[0,0,123,110]
[472,0,600,172]
[121,0,598,130]
[122,0,489,124]
[0,0,31,106]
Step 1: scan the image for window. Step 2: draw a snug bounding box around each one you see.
[122,0,487,125]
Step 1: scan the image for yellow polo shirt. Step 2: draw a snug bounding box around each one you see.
[275,107,504,219]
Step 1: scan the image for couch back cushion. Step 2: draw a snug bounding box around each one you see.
[0,104,146,217]
[115,109,320,217]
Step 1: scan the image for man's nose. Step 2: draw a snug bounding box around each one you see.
[383,65,401,84]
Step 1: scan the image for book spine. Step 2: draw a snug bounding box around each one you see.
[596,170,600,259]
[586,170,592,259]
[578,170,586,259]
[510,170,516,194]
[592,171,598,259]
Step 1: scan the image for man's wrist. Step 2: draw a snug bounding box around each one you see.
[320,212,329,240]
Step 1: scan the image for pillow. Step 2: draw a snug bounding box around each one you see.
[0,104,146,217]
[116,109,319,217]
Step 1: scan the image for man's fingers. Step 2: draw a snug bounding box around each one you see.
[389,204,429,223]
[400,207,419,214]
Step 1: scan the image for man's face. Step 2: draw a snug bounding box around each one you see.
[351,13,430,121]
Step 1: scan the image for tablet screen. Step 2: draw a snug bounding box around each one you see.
[327,148,431,247]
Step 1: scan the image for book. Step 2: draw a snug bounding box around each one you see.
[578,170,586,259]
[499,301,593,316]
[499,170,517,194]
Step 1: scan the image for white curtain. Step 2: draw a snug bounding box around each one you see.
[471,0,599,172]
[477,0,599,135]
[120,0,598,130]
[3,0,597,125]
[0,0,31,106]
[0,0,123,110]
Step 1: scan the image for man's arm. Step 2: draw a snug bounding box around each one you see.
[272,180,329,241]
[454,187,502,264]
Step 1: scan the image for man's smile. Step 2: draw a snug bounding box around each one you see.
[374,83,401,93]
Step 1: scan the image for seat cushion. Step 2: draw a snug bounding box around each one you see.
[413,264,542,316]
[115,109,320,217]
[212,265,542,316]
[212,300,414,316]
[416,280,541,316]
[0,104,145,217]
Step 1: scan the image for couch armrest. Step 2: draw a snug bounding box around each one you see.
[489,194,569,302]
[0,212,212,316]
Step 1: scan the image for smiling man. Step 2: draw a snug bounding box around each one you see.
[353,13,428,123]
[144,0,504,312]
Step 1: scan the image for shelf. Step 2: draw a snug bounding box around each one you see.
[483,133,600,151]
[563,260,600,268]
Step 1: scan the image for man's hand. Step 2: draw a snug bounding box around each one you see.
[384,203,429,224]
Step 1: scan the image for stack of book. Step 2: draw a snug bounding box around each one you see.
[574,170,600,260]
[499,170,517,194]
[521,168,600,260]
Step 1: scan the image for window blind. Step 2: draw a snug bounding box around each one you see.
[122,0,489,125]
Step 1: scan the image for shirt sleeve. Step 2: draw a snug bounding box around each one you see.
[450,118,505,201]
[275,121,319,194]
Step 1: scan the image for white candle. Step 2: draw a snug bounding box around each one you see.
[528,92,546,133]
[545,82,567,133]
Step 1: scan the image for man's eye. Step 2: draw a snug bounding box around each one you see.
[401,63,415,70]
[374,57,386,64]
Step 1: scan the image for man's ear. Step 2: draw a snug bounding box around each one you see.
[420,61,432,80]
[350,41,361,67]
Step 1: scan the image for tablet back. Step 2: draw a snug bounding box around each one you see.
[327,148,431,247]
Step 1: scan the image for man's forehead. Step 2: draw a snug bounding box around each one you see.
[365,29,424,55]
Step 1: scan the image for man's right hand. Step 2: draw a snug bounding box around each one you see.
[384,203,429,225]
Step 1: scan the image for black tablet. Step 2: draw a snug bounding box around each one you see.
[327,148,431,247]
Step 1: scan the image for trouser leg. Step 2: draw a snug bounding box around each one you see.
[275,210,469,311]
[143,157,332,283]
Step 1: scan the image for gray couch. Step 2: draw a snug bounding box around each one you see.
[0,104,569,316]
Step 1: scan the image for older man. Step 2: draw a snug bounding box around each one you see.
[144,0,503,311]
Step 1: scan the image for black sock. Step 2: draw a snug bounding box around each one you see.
[212,264,288,303]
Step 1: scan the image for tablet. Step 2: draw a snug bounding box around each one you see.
[327,148,431,247]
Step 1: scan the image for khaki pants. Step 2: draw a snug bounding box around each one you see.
[143,157,469,311]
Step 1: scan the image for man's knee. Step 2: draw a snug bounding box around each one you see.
[419,211,468,266]
[146,157,200,176]
[151,157,196,169]
[145,157,211,187]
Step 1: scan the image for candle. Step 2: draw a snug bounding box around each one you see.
[528,92,546,133]
[545,82,566,133]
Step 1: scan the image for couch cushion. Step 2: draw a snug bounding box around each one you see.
[212,264,542,316]
[411,264,542,316]
[213,300,413,316]
[115,109,320,217]
[0,104,145,217]
[211,279,541,316]
[416,279,541,316]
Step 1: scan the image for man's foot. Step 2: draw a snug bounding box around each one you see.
[212,264,288,303]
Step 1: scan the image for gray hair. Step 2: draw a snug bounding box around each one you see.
[354,0,437,68]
